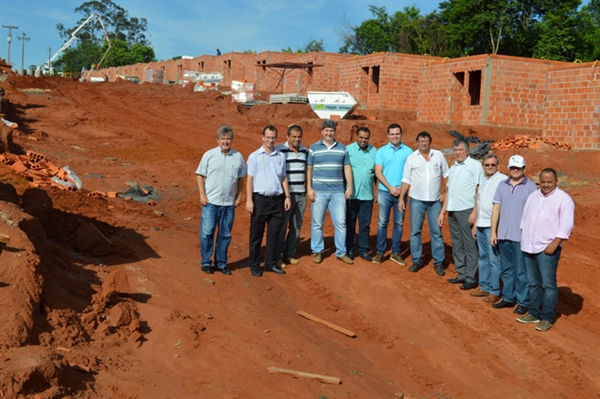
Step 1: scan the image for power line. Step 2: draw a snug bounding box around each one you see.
[2,25,19,65]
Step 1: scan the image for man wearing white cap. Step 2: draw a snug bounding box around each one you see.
[490,155,537,314]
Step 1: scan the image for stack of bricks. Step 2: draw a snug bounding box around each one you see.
[0,150,71,189]
[491,135,571,151]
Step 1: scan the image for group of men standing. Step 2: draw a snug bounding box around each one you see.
[195,121,574,331]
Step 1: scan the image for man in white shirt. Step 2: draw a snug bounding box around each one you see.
[470,154,507,302]
[399,131,448,276]
[438,138,483,290]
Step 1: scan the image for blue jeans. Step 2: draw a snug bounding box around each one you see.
[499,240,529,306]
[409,198,444,265]
[476,227,501,296]
[201,204,234,270]
[345,199,373,255]
[524,248,561,322]
[376,190,405,254]
[311,191,346,258]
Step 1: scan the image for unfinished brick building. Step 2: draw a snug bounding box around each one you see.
[100,52,599,149]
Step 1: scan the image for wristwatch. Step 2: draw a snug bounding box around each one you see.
[286,195,291,198]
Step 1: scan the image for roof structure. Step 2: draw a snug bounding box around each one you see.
[256,61,324,89]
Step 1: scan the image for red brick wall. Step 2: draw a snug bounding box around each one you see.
[95,52,598,149]
[544,62,600,149]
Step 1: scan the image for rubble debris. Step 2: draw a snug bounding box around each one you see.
[491,135,571,150]
[0,151,81,190]
[121,182,159,203]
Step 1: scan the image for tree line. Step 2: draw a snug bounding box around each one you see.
[339,1,599,62]
[54,0,598,73]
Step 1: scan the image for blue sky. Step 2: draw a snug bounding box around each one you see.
[1,0,442,70]
[0,0,591,71]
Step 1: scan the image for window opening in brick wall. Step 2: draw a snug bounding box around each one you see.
[199,61,204,70]
[453,72,465,86]
[225,59,231,68]
[468,70,482,106]
[362,66,369,75]
[372,65,380,93]
[259,60,266,71]
[308,61,314,76]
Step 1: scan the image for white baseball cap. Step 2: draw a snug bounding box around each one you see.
[508,155,525,168]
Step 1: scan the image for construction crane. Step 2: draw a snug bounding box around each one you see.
[38,13,111,75]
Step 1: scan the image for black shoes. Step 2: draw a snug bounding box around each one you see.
[347,251,355,260]
[460,281,478,290]
[265,266,286,275]
[492,300,516,309]
[359,253,373,261]
[434,263,445,276]
[219,268,232,275]
[201,266,213,274]
[447,277,466,284]
[514,305,529,315]
[251,268,263,277]
[408,263,424,273]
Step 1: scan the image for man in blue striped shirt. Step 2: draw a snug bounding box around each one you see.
[307,119,354,265]
[275,125,308,267]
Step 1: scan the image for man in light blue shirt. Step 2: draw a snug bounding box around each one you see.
[373,123,412,265]
[345,127,377,261]
[196,125,247,275]
[246,125,292,277]
[438,138,483,290]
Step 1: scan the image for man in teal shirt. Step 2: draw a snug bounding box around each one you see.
[345,127,377,261]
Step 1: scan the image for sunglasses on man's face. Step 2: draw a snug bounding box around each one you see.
[484,163,497,167]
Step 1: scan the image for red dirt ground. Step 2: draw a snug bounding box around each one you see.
[0,74,598,398]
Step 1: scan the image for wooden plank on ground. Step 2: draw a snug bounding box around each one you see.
[297,310,356,338]
[0,234,9,244]
[267,366,341,385]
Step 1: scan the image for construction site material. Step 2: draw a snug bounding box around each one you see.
[117,75,141,84]
[307,91,358,120]
[297,310,357,338]
[38,13,111,76]
[146,70,164,84]
[1,151,81,190]
[183,71,223,84]
[0,234,9,244]
[231,81,254,103]
[2,118,17,128]
[492,134,571,150]
[269,94,308,104]
[267,367,341,385]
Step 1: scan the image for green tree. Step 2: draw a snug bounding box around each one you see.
[532,1,582,61]
[282,39,325,54]
[574,0,600,61]
[339,6,397,54]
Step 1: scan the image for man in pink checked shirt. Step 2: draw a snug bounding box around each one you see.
[516,168,575,332]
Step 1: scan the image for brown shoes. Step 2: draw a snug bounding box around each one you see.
[470,289,488,297]
[283,257,299,265]
[337,255,354,265]
[313,253,322,264]
[484,294,501,303]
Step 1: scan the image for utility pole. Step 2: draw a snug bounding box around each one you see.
[2,25,18,64]
[18,32,30,71]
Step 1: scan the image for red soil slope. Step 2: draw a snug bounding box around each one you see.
[0,74,598,398]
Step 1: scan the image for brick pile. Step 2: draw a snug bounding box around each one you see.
[491,135,571,151]
[0,150,122,197]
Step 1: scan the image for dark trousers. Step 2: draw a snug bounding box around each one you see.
[249,194,284,270]
[448,209,479,283]
[345,199,373,255]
